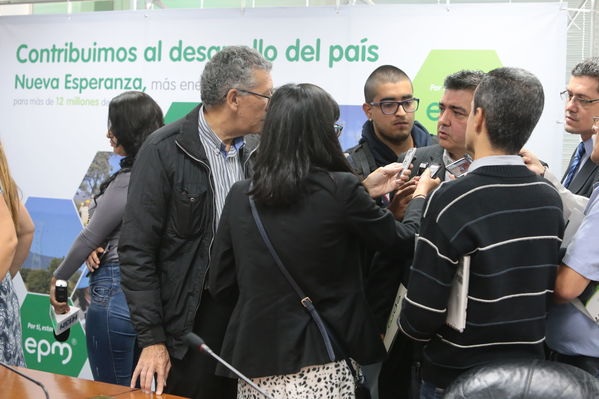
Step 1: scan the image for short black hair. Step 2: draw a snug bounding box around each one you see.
[251,83,352,206]
[571,57,599,93]
[444,70,486,91]
[364,65,411,103]
[473,67,544,154]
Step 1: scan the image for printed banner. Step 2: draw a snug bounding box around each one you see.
[0,3,566,378]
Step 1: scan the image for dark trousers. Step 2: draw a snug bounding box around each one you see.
[165,291,236,399]
[549,350,599,378]
[379,334,420,399]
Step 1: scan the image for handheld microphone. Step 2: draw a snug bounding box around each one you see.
[182,332,274,399]
[53,279,70,342]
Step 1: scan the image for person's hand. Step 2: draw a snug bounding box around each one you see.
[49,276,69,314]
[85,247,105,273]
[131,343,172,394]
[388,180,417,219]
[362,162,409,198]
[520,148,546,176]
[413,168,441,198]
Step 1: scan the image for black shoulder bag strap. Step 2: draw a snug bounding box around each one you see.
[248,194,363,384]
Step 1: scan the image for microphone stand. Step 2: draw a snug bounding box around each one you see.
[1,362,50,399]
[183,333,274,399]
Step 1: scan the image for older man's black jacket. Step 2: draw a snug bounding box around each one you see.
[118,105,258,359]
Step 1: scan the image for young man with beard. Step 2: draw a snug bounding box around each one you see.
[346,65,436,180]
[345,65,435,398]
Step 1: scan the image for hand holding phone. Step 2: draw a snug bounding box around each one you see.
[413,167,442,198]
[429,164,441,179]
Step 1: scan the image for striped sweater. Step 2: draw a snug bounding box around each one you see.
[399,164,564,388]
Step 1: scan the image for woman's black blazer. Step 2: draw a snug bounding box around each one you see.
[209,171,424,378]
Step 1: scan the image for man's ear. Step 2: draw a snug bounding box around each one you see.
[224,88,239,111]
[362,103,373,121]
[473,107,485,133]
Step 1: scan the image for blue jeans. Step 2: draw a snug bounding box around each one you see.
[86,262,139,386]
[420,380,445,399]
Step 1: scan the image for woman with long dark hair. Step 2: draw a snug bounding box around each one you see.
[209,83,438,398]
[50,91,163,385]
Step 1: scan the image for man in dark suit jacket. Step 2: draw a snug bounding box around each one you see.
[398,70,485,182]
[376,70,485,399]
[561,57,599,198]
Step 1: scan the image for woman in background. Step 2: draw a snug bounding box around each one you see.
[50,91,163,385]
[0,141,35,367]
[210,83,438,398]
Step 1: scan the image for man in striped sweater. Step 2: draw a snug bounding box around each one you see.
[399,67,565,398]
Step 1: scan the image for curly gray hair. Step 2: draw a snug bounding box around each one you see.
[200,46,272,106]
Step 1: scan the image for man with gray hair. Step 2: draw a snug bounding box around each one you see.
[560,57,599,197]
[399,68,564,397]
[119,46,272,398]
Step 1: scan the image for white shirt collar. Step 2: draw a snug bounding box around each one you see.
[468,155,525,173]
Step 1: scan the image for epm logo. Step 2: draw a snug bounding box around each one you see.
[19,293,88,377]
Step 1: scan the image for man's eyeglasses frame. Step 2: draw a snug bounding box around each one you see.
[369,98,420,115]
[561,90,599,107]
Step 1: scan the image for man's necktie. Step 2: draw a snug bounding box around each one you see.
[563,141,586,188]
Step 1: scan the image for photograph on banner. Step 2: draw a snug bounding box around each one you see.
[338,105,366,151]
[19,197,90,376]
[21,197,82,295]
[74,151,124,226]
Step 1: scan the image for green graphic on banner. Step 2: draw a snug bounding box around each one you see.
[20,293,87,377]
[413,50,503,134]
[165,102,200,124]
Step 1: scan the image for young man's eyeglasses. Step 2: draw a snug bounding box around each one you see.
[334,123,344,136]
[236,89,272,101]
[369,98,420,115]
[560,90,599,107]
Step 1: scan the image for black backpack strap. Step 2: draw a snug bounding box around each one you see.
[346,142,377,180]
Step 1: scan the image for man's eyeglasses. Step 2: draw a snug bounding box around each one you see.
[560,90,599,107]
[334,123,344,136]
[369,98,420,115]
[236,89,272,101]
